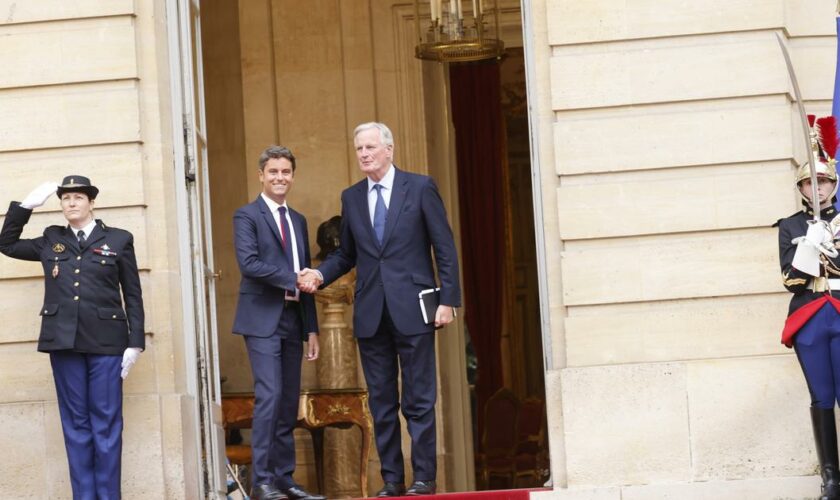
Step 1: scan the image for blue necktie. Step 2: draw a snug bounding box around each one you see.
[373,184,387,244]
[278,206,293,269]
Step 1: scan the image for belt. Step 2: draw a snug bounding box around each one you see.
[808,277,840,292]
[283,299,301,309]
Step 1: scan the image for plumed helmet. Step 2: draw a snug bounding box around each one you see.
[796,115,839,201]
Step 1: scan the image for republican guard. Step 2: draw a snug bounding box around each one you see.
[778,116,840,500]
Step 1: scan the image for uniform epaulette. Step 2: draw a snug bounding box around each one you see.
[773,211,803,228]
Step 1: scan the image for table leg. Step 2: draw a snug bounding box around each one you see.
[358,421,371,498]
[310,428,325,494]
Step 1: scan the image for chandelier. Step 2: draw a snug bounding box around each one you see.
[414,0,505,63]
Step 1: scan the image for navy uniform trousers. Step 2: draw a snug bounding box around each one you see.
[245,304,304,489]
[51,351,123,500]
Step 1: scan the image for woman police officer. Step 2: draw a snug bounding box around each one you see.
[0,176,144,499]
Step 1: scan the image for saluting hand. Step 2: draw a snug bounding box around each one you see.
[20,181,59,209]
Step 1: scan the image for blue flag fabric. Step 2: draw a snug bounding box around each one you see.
[834,17,840,119]
[834,16,840,210]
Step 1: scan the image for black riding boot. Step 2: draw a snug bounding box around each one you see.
[812,407,840,500]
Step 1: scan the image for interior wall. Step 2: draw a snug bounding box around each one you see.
[499,48,544,400]
[200,0,250,394]
[232,0,518,492]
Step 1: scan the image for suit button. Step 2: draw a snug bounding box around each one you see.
[74,282,79,287]
[76,256,81,261]
[74,269,80,274]
[112,315,117,319]
[73,296,79,301]
[43,309,48,314]
[101,260,106,265]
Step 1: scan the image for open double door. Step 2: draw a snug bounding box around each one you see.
[167,0,227,497]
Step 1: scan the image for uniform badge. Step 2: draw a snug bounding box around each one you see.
[93,244,117,257]
[52,243,65,253]
[51,257,59,279]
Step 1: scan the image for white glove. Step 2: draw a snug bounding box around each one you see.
[793,220,839,276]
[805,220,832,248]
[792,238,822,277]
[20,181,59,209]
[121,347,142,380]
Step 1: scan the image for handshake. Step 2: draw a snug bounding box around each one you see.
[297,268,324,294]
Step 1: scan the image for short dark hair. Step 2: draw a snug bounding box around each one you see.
[258,145,296,172]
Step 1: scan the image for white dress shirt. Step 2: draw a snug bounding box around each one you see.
[367,164,395,226]
[70,219,97,241]
[261,193,300,301]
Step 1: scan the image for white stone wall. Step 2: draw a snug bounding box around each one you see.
[0,1,193,498]
[535,0,839,496]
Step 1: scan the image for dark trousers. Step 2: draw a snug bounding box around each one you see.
[50,351,123,500]
[244,307,303,488]
[795,302,840,408]
[357,307,437,482]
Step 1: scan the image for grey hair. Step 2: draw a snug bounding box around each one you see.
[353,122,394,147]
[258,145,296,171]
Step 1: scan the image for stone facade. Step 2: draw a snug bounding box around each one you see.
[0,0,835,498]
[536,0,837,497]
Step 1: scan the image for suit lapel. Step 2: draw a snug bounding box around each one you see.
[257,196,284,248]
[380,169,408,249]
[291,209,306,267]
[354,180,378,247]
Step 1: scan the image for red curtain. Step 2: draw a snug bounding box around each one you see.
[449,62,505,440]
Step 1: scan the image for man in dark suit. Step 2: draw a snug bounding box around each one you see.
[232,146,324,500]
[300,122,461,496]
[0,176,144,500]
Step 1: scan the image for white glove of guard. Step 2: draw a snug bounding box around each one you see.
[805,220,833,248]
[793,220,838,277]
[121,347,142,380]
[20,181,59,209]
[792,238,822,277]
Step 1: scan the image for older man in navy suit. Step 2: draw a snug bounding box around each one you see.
[232,146,324,500]
[301,122,461,496]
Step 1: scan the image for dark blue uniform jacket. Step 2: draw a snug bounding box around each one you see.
[0,202,145,355]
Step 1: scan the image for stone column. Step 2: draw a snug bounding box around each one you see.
[315,271,358,389]
[315,271,363,498]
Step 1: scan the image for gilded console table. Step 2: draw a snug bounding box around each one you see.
[222,388,373,497]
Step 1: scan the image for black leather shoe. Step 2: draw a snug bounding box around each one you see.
[281,485,326,500]
[376,481,407,497]
[406,480,436,496]
[251,484,289,500]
